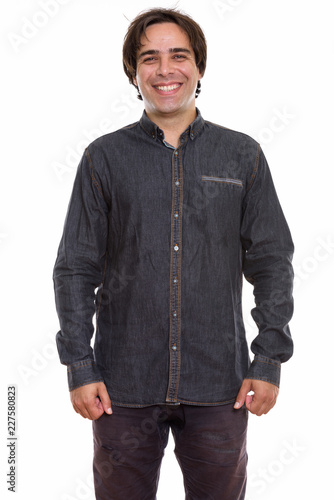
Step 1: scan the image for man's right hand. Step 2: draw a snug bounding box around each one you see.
[70,381,112,420]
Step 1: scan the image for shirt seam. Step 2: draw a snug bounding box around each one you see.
[109,397,237,407]
[96,254,108,320]
[121,122,138,130]
[244,376,279,385]
[69,379,104,390]
[67,361,95,371]
[247,143,261,193]
[201,175,243,187]
[85,147,105,199]
[253,358,281,367]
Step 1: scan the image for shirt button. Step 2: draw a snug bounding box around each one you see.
[172,345,177,351]
[174,212,179,218]
[173,311,177,317]
[175,180,180,186]
[174,245,179,251]
[175,151,178,156]
[173,278,178,283]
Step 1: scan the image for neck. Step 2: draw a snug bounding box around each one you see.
[146,107,197,148]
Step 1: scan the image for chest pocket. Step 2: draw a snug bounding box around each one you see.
[201,175,243,188]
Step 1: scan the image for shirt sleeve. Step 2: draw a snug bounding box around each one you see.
[53,146,109,391]
[240,145,294,387]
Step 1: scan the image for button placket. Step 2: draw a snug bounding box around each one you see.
[166,147,183,402]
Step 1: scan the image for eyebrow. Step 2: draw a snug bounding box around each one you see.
[137,47,192,60]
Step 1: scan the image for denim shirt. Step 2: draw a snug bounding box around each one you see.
[53,108,294,407]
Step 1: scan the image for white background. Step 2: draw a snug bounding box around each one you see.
[1,0,333,498]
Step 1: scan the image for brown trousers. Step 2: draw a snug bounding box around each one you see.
[92,402,248,499]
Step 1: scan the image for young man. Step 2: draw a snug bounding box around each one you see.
[53,8,294,499]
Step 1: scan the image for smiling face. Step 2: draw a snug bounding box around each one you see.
[134,22,202,122]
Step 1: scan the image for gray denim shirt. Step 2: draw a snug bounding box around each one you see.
[53,108,294,407]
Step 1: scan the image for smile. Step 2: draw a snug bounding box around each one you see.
[154,84,182,92]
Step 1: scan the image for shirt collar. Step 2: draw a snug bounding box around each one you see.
[139,108,205,142]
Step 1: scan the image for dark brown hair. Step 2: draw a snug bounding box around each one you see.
[122,8,207,99]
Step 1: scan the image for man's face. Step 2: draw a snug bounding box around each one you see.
[134,22,202,119]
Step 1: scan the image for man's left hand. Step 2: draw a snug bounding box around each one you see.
[234,379,279,416]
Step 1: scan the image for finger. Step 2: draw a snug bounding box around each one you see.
[234,379,252,409]
[70,384,110,420]
[85,400,104,420]
[245,393,265,416]
[72,403,81,416]
[261,389,279,415]
[96,397,103,410]
[245,394,253,406]
[97,385,112,415]
[248,393,276,416]
[245,394,257,414]
[70,392,85,418]
[72,401,89,419]
[73,397,101,420]
[263,397,278,415]
[244,380,279,415]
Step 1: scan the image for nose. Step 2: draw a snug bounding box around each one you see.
[157,55,174,77]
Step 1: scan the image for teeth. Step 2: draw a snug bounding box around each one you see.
[155,84,181,91]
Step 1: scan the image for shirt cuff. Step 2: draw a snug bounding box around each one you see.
[245,354,281,387]
[66,359,104,391]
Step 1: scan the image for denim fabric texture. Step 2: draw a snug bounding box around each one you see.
[53,108,294,407]
[92,403,248,499]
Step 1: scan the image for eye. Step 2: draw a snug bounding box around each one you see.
[173,54,186,60]
[143,57,157,63]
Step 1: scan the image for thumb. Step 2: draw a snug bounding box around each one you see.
[234,379,252,409]
[98,384,112,415]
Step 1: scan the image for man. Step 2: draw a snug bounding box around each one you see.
[53,7,294,500]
